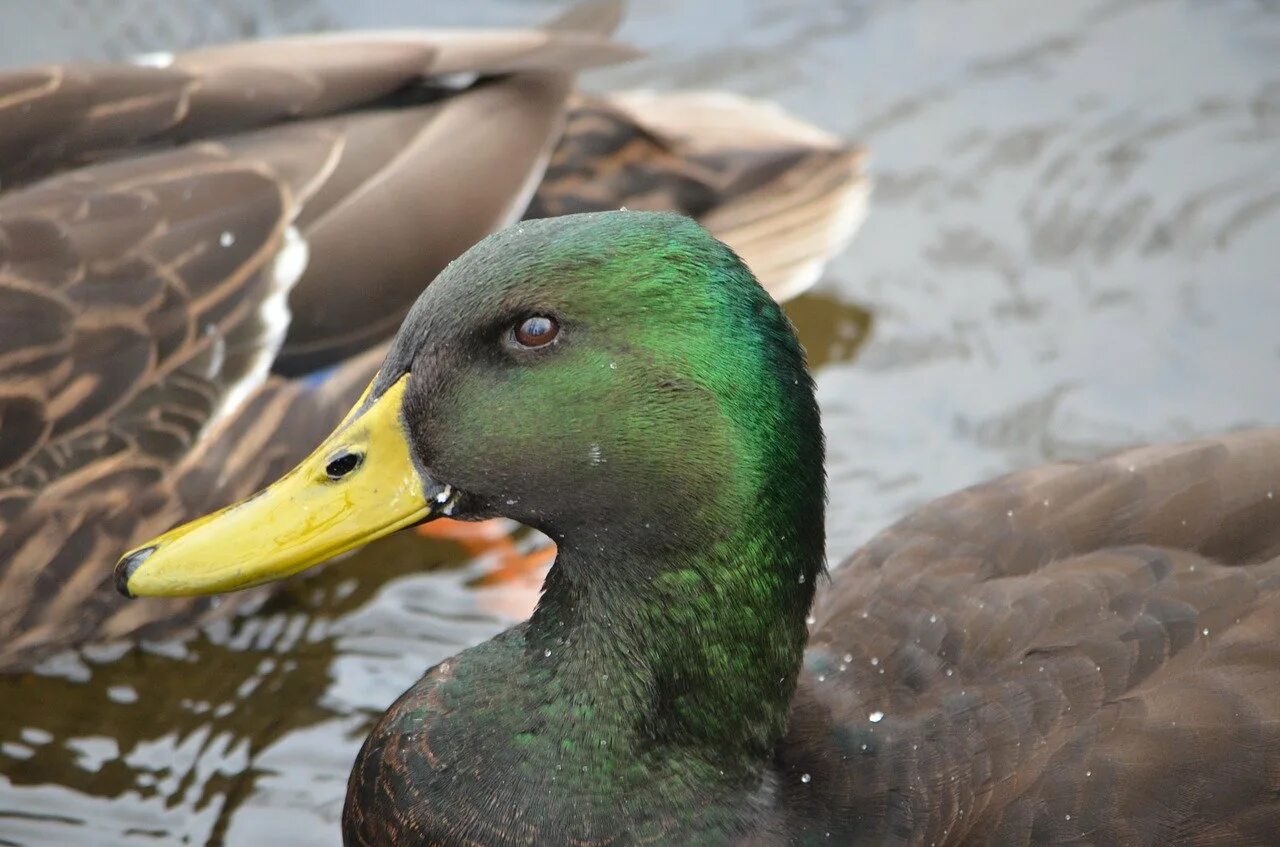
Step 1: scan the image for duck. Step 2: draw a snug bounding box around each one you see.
[116,211,1280,846]
[0,3,868,670]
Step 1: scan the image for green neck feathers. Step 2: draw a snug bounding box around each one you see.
[520,213,825,773]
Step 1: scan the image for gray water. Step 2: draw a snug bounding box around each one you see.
[1,1,1278,844]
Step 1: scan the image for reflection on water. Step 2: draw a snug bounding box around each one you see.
[783,291,874,373]
[2,0,1280,845]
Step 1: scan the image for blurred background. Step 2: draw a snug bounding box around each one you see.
[1,1,1278,845]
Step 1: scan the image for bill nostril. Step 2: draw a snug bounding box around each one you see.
[114,546,157,598]
[325,451,363,480]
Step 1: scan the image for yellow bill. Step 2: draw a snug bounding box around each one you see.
[115,373,455,598]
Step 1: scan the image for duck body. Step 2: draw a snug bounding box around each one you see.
[118,212,1280,846]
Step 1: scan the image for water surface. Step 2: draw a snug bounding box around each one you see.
[1,1,1278,844]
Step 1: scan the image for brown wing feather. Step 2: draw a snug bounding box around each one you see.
[0,22,635,190]
[780,430,1280,845]
[0,136,305,666]
[0,114,398,667]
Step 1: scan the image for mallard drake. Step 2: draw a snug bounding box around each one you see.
[0,5,868,670]
[118,212,1280,845]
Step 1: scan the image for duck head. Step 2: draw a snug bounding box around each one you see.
[116,210,823,600]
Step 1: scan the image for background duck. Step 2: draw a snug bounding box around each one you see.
[117,211,1280,845]
[0,3,868,670]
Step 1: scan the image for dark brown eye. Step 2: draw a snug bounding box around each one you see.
[514,315,559,348]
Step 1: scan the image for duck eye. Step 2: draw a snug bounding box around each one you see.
[325,450,363,480]
[513,315,559,348]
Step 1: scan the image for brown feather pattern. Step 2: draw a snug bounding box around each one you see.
[779,430,1280,845]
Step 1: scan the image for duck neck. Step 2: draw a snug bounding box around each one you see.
[527,496,824,788]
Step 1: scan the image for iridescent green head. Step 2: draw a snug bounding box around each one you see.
[390,211,823,552]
